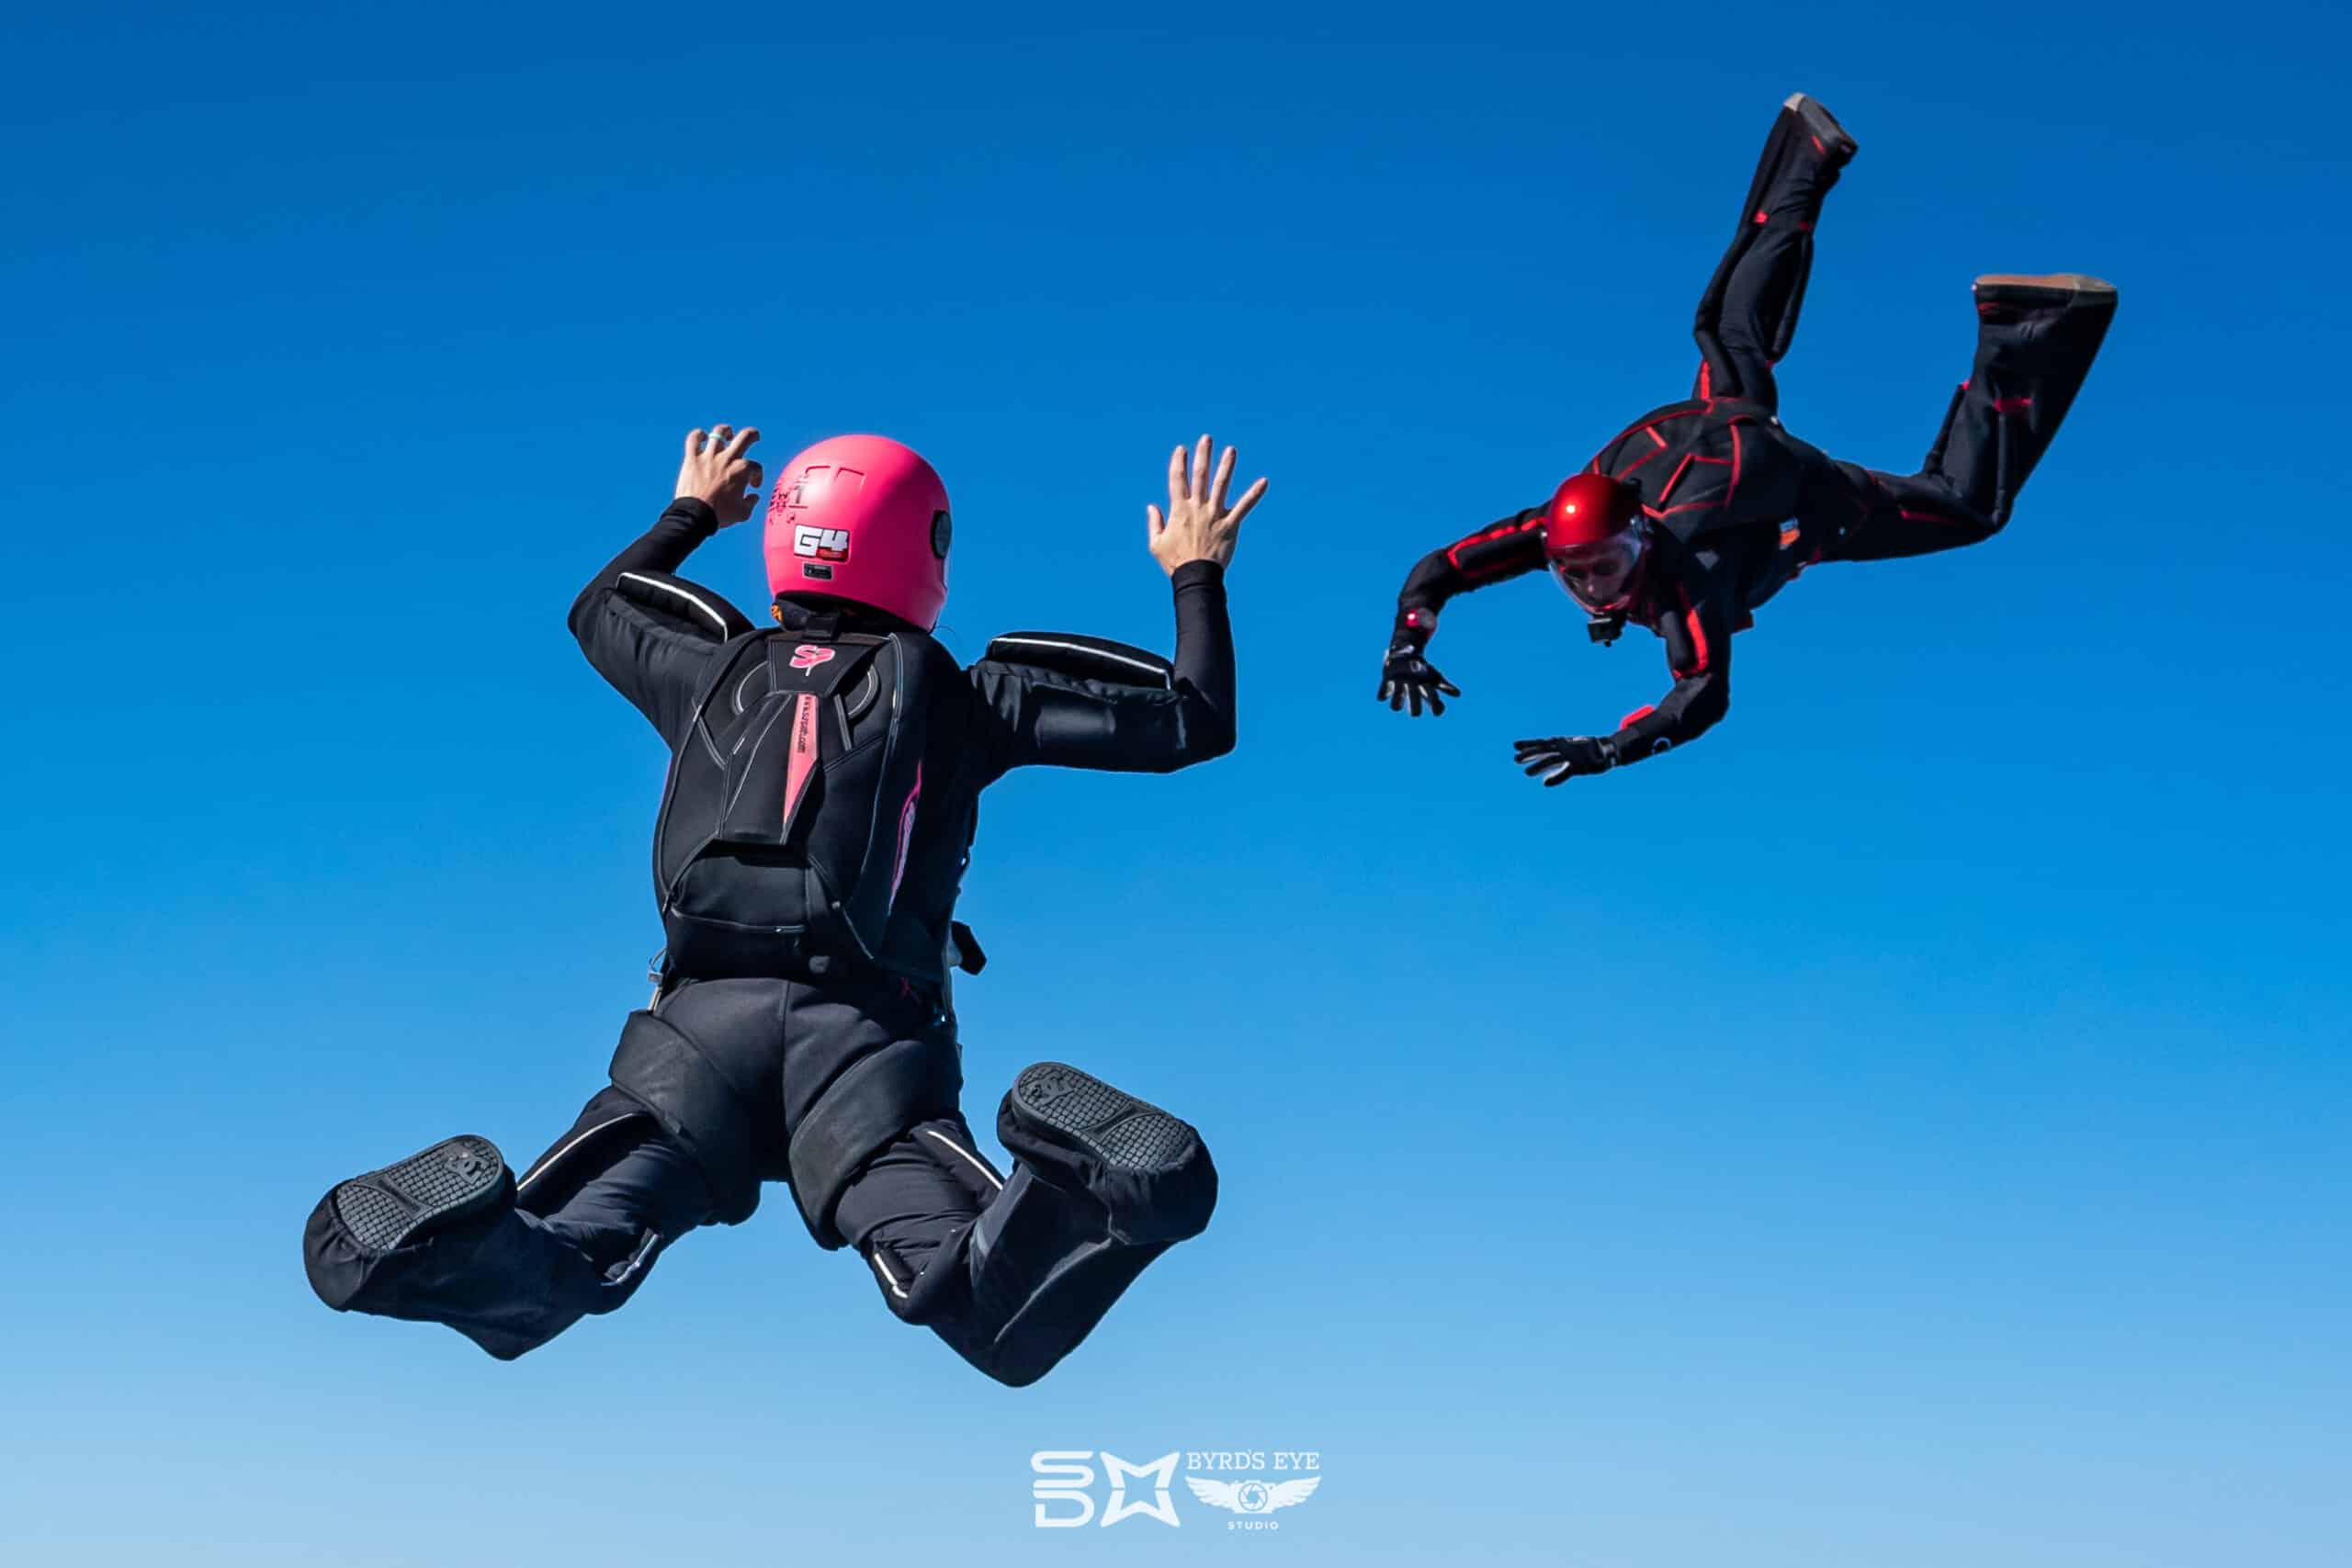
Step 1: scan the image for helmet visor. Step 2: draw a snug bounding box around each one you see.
[1549,532,1646,614]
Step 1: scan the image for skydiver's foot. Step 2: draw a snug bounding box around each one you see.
[327,1134,514,1256]
[1973,273,2120,321]
[1782,92,1858,166]
[998,1063,1217,1247]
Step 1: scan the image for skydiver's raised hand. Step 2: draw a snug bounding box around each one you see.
[674,424,763,526]
[1513,734,1619,786]
[1377,604,1459,716]
[1148,434,1268,577]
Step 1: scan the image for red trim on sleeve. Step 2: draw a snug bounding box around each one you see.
[1442,513,1545,578]
[1618,704,1657,729]
[1671,585,1713,678]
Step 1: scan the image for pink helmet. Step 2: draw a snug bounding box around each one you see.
[763,434,952,630]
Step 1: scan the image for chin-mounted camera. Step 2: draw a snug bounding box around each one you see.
[1586,613,1625,647]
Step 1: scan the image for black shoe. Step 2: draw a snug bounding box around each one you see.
[1974,272,2119,319]
[329,1135,514,1255]
[1783,92,1858,166]
[998,1064,1217,1246]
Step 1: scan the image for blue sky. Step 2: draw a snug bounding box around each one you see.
[3,3,2346,1563]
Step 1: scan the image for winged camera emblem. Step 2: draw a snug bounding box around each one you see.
[1184,1475,1322,1515]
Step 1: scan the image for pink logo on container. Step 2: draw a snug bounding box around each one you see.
[888,763,923,908]
[789,644,836,671]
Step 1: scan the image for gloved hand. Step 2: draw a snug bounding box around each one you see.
[1378,605,1460,716]
[1513,734,1619,786]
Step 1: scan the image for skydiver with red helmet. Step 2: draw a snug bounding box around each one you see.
[1377,94,2117,784]
[303,426,1268,1386]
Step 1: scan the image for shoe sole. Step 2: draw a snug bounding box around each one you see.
[1975,273,2118,308]
[1782,92,1858,160]
[331,1135,510,1255]
[1011,1064,1200,1174]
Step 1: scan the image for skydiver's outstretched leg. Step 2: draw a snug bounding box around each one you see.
[1823,273,2119,561]
[833,1064,1217,1387]
[302,1089,715,1359]
[1691,93,1859,410]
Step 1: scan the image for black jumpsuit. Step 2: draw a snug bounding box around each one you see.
[1392,98,2116,766]
[303,498,1236,1385]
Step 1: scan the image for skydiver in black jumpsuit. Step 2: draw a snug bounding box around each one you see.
[1376,94,2118,783]
[302,431,1268,1387]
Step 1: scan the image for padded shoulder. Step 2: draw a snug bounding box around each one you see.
[612,569,756,644]
[980,631,1172,690]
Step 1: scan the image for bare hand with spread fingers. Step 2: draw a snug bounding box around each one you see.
[1148,434,1267,577]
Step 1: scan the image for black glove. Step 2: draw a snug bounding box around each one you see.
[1378,605,1460,716]
[1513,734,1619,786]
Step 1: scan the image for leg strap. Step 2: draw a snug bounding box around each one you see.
[608,1008,761,1225]
[785,1035,964,1248]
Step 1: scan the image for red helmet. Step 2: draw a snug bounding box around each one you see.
[1543,472,1648,615]
[763,434,952,630]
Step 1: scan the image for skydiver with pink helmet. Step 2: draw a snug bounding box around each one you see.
[303,425,1267,1384]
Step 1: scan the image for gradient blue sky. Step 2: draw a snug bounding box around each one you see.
[4,3,2346,1564]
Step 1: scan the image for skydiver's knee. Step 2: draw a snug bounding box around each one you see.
[929,1315,1065,1388]
[975,1351,1053,1389]
[473,1330,555,1363]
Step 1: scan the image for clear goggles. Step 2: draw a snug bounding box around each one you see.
[1547,529,1646,614]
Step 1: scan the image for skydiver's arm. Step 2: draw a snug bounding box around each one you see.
[967,559,1237,778]
[1607,558,1738,765]
[1608,656,1730,764]
[1511,542,1738,784]
[968,435,1258,778]
[574,495,718,588]
[1380,506,1548,716]
[567,427,764,747]
[1394,506,1550,627]
[566,497,752,747]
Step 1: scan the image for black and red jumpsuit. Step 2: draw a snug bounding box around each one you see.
[1389,96,2116,768]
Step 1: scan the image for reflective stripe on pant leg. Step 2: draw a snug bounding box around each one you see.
[834,1122,989,1321]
